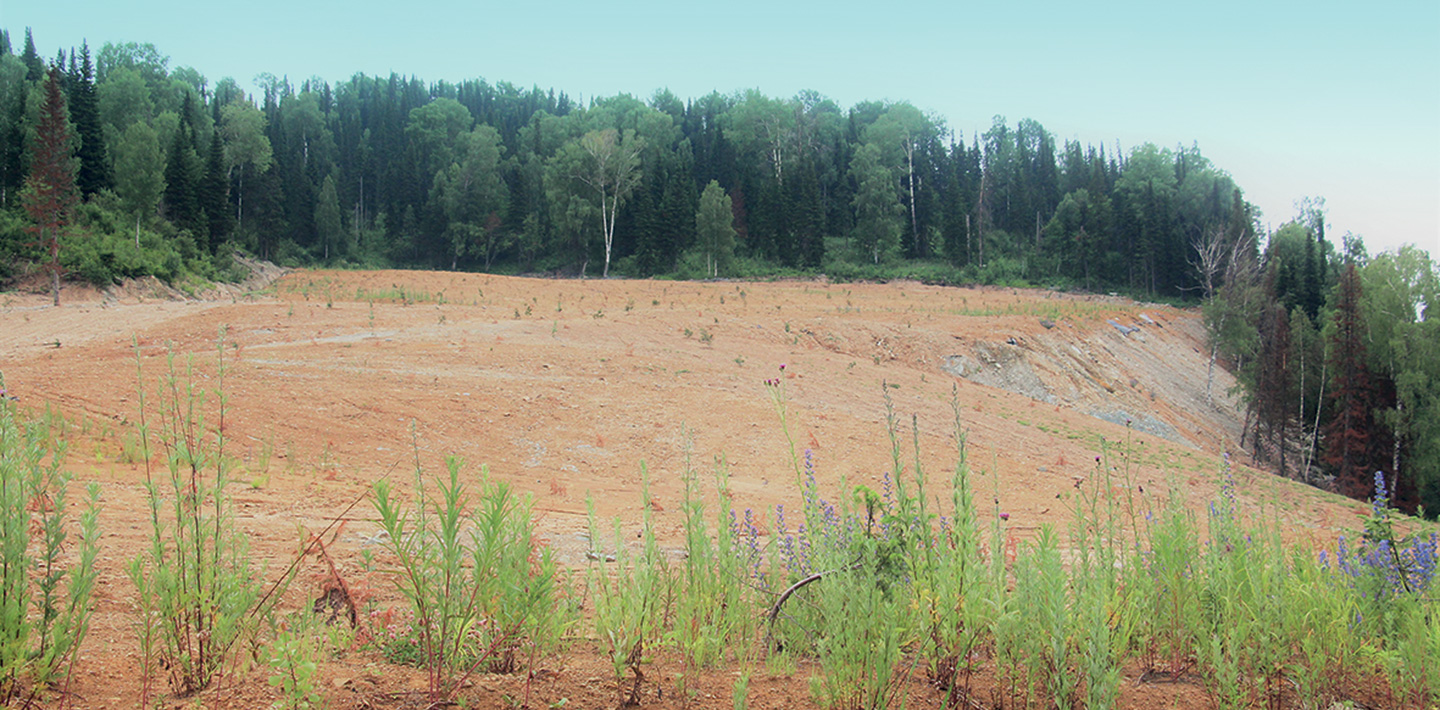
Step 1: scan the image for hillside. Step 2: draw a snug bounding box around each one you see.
[0,271,1379,708]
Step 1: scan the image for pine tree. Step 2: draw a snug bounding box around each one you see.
[788,158,825,268]
[67,42,107,196]
[1322,263,1377,499]
[163,124,201,234]
[21,67,77,305]
[20,28,42,83]
[1255,303,1293,475]
[199,128,232,251]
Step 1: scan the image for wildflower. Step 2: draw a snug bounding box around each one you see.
[999,512,1010,521]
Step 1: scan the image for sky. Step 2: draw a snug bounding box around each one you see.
[4,0,1438,258]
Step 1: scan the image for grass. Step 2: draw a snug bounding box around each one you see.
[736,385,1438,709]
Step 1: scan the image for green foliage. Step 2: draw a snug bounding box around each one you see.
[313,174,344,261]
[849,142,901,265]
[669,452,755,697]
[266,623,322,710]
[54,190,232,287]
[1358,247,1440,514]
[371,454,564,702]
[111,120,165,238]
[9,40,1370,299]
[128,335,270,697]
[588,467,671,706]
[0,378,100,704]
[694,180,736,278]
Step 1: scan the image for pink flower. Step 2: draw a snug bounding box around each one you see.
[999,512,1010,521]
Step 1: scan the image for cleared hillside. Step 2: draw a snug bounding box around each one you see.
[0,271,1380,708]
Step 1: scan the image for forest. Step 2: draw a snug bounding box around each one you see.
[1,27,1437,515]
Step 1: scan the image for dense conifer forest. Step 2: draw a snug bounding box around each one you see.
[2,28,1437,514]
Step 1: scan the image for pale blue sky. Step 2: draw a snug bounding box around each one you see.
[5,0,1437,257]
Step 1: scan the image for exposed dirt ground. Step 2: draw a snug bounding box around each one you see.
[0,269,1377,709]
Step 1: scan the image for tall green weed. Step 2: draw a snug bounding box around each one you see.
[0,378,100,704]
[128,335,269,697]
[371,454,564,702]
[588,466,671,706]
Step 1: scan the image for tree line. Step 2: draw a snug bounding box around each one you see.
[4,28,1248,294]
[1203,208,1440,517]
[3,28,1437,514]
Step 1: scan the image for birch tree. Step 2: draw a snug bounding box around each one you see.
[695,180,735,277]
[572,128,643,278]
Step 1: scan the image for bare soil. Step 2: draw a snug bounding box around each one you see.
[0,269,1375,709]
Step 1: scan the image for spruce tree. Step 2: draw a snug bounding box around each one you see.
[658,158,696,271]
[1255,303,1293,475]
[788,158,825,268]
[21,68,77,305]
[163,124,201,235]
[1322,263,1377,499]
[626,176,662,276]
[20,28,42,83]
[67,42,108,197]
[199,129,232,251]
[1,52,28,206]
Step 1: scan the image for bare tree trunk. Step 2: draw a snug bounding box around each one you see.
[236,167,244,232]
[965,213,971,266]
[976,171,987,268]
[906,139,918,254]
[1297,343,1306,425]
[1300,358,1327,485]
[1388,352,1402,502]
[1277,416,1286,478]
[602,190,616,278]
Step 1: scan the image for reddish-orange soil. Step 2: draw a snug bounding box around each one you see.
[0,269,1375,709]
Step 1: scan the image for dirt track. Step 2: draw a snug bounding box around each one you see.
[0,270,1370,708]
